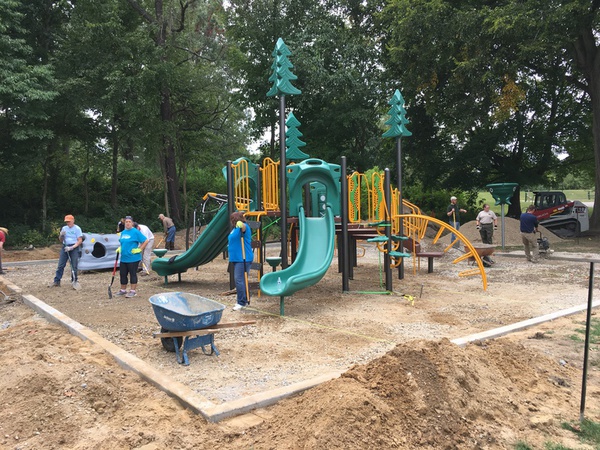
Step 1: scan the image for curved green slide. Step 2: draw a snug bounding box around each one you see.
[152,205,229,278]
[260,206,335,297]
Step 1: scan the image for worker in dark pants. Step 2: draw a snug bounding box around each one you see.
[158,214,176,250]
[447,196,467,244]
[476,204,498,245]
[476,204,498,266]
[520,205,540,263]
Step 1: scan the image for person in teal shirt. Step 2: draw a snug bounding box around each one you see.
[116,216,148,298]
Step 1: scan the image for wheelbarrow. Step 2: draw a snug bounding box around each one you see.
[149,292,254,365]
[465,243,495,267]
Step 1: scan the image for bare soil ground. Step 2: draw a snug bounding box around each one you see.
[2,218,600,449]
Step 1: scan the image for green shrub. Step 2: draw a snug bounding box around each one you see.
[6,225,54,249]
[404,184,478,223]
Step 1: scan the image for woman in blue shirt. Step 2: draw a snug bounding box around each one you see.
[228,212,253,311]
[116,216,148,298]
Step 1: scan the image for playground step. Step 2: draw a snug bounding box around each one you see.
[367,236,388,243]
[391,235,408,241]
[368,221,391,227]
[389,251,411,258]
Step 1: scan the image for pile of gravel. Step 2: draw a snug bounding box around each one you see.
[432,217,561,247]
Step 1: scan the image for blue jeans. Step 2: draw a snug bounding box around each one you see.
[54,247,80,284]
[450,221,460,244]
[166,226,176,244]
[233,261,251,306]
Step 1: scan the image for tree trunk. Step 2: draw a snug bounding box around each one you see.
[572,25,600,230]
[589,67,600,230]
[182,161,188,226]
[82,162,90,215]
[159,150,169,217]
[41,155,49,234]
[507,187,522,219]
[161,87,182,223]
[110,123,118,209]
[42,140,60,233]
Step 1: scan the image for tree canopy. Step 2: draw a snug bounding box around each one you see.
[380,0,599,219]
[1,0,599,245]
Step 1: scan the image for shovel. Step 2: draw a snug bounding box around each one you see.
[140,260,151,275]
[108,251,120,299]
[0,287,17,304]
[66,249,81,290]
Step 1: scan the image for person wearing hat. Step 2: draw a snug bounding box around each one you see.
[51,214,83,288]
[158,214,176,250]
[446,196,467,245]
[0,227,8,274]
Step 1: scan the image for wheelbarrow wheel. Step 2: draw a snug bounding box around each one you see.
[160,327,183,353]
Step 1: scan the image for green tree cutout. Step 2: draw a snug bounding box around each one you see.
[267,38,302,97]
[382,89,412,139]
[285,112,309,161]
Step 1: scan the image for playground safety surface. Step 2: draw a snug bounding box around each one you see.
[3,228,600,448]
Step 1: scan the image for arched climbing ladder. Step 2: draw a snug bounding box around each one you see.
[398,213,488,290]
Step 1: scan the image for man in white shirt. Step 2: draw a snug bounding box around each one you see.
[136,223,154,275]
[475,204,498,244]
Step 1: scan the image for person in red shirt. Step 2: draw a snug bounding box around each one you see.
[0,227,7,274]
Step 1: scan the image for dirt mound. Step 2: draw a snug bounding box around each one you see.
[236,339,579,449]
[3,245,61,262]
[437,217,561,247]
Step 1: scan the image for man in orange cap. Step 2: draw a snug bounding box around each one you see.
[51,214,83,288]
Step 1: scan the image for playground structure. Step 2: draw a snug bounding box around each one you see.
[151,154,489,299]
[152,38,488,306]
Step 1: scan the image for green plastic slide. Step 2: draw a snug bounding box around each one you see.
[260,206,335,297]
[152,205,230,277]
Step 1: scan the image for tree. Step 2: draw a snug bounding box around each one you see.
[0,0,85,231]
[291,3,388,172]
[226,0,387,171]
[125,0,243,223]
[380,0,600,224]
[60,0,160,211]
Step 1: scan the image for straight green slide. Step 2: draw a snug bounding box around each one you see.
[152,205,229,277]
[260,206,335,297]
